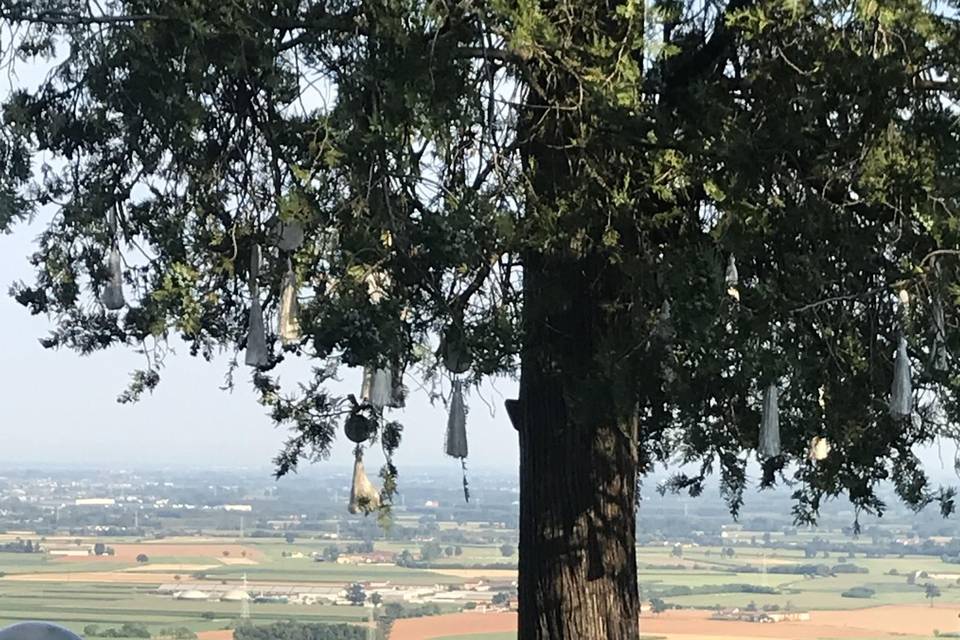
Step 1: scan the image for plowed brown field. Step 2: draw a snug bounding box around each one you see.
[389,605,960,639]
[55,543,260,562]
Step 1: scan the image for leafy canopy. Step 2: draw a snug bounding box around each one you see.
[2,0,960,525]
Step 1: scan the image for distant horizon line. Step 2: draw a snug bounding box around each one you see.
[0,460,521,474]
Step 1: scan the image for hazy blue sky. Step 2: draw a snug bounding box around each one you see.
[0,222,520,472]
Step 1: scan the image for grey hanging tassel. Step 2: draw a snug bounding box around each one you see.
[101,246,126,310]
[934,297,949,372]
[101,205,125,310]
[759,383,781,458]
[445,379,468,459]
[725,255,740,301]
[348,447,380,515]
[245,244,268,367]
[654,299,673,340]
[445,379,470,502]
[890,335,912,418]
[361,367,393,410]
[278,261,300,346]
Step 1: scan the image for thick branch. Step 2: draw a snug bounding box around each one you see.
[663,0,756,89]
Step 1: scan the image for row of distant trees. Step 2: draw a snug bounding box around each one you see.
[0,539,41,553]
[670,544,736,559]
[234,622,363,640]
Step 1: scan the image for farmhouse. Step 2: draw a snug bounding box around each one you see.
[335,551,397,565]
[711,608,811,623]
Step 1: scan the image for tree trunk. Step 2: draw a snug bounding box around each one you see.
[514,3,642,633]
[514,256,641,640]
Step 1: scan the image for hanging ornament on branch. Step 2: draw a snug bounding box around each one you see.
[445,378,470,502]
[654,299,674,340]
[348,445,381,515]
[273,218,305,252]
[759,383,781,458]
[440,324,473,374]
[245,243,269,368]
[933,296,949,372]
[898,289,911,309]
[725,255,740,302]
[101,205,125,310]
[890,335,912,419]
[361,367,394,410]
[808,436,831,462]
[278,259,301,346]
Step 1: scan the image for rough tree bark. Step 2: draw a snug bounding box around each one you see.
[513,32,642,630]
[514,251,641,640]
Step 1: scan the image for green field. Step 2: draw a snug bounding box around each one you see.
[2,532,960,639]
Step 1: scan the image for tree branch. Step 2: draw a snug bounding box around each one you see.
[663,0,756,89]
[0,3,169,25]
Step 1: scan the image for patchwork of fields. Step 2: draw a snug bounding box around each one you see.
[2,530,960,639]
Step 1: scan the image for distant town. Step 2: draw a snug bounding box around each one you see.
[3,466,960,639]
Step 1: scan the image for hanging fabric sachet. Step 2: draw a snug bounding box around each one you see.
[759,383,781,458]
[361,367,393,410]
[808,436,831,462]
[725,254,740,302]
[101,205,126,310]
[348,446,381,515]
[890,335,912,419]
[441,324,471,502]
[278,259,301,346]
[245,243,268,367]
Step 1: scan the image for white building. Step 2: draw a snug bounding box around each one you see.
[75,498,115,507]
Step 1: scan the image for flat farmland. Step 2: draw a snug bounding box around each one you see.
[394,606,960,639]
[55,543,263,563]
[4,535,960,639]
[0,579,374,635]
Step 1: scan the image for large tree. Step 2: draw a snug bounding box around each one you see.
[2,1,960,637]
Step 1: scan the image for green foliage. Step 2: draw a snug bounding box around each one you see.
[345,582,366,606]
[322,545,340,562]
[84,622,151,638]
[394,549,414,567]
[154,628,197,640]
[1,0,960,531]
[499,543,515,558]
[234,621,364,640]
[648,597,668,614]
[840,586,875,599]
[420,542,443,562]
